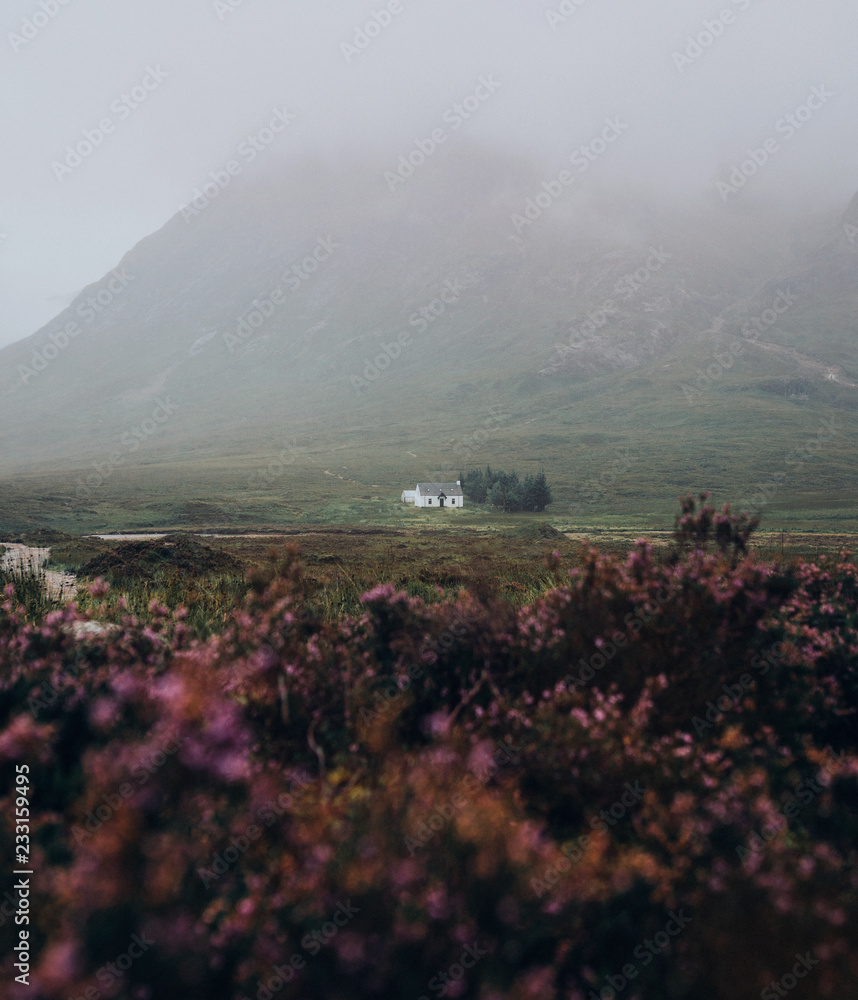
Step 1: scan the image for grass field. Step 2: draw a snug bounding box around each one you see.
[3,327,857,538]
[4,518,855,636]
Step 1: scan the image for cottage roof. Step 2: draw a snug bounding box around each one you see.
[416,482,463,497]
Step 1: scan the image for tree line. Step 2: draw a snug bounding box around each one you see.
[460,466,553,512]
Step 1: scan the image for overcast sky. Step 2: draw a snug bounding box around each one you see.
[2,0,856,349]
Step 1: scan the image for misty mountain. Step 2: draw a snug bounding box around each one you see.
[1,147,856,524]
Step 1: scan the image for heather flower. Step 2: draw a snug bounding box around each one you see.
[1,511,857,998]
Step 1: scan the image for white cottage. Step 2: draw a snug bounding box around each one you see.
[403,481,464,509]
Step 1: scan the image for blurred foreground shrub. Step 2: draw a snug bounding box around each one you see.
[0,505,856,999]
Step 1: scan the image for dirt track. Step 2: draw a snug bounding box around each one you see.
[0,543,77,601]
[746,338,858,387]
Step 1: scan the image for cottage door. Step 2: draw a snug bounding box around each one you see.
[438,493,446,508]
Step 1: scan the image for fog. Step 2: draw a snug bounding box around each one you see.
[2,0,857,349]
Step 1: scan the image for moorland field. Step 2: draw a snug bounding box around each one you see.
[1,498,857,999]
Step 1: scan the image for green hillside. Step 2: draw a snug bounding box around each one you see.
[0,151,855,533]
